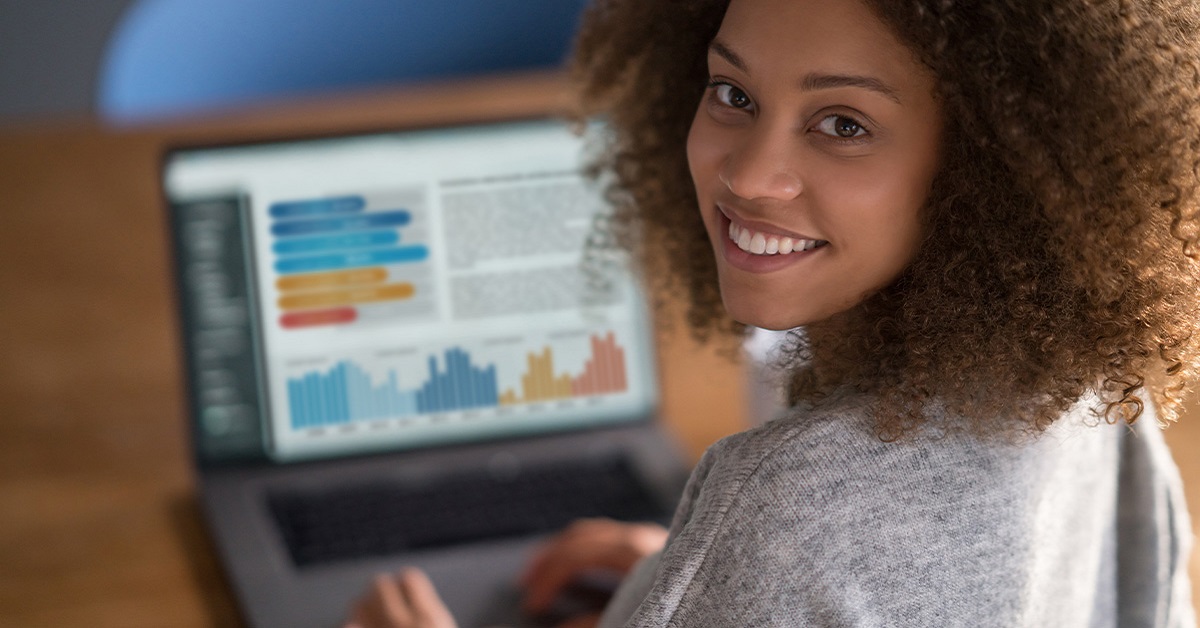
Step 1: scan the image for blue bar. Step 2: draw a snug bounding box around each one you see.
[451,350,465,410]
[434,355,447,412]
[305,373,318,427]
[335,363,348,424]
[288,380,300,429]
[432,358,442,412]
[328,370,339,424]
[274,245,429,274]
[269,195,366,219]
[271,210,410,237]
[351,364,364,421]
[323,372,334,425]
[273,230,399,255]
[468,368,478,408]
[487,365,498,404]
[330,364,340,424]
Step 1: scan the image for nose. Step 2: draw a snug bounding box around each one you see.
[718,125,802,201]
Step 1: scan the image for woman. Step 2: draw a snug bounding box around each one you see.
[347,0,1199,625]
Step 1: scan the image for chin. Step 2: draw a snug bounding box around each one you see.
[721,295,809,331]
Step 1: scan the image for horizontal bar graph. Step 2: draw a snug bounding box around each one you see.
[286,333,629,429]
[269,194,428,330]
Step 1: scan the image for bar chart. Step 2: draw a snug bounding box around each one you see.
[268,193,431,330]
[285,332,629,429]
[499,332,627,404]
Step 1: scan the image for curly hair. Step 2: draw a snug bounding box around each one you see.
[571,0,1200,438]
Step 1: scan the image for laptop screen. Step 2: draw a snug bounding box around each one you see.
[163,119,658,464]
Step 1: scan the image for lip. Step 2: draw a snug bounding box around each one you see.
[710,211,825,272]
[718,203,823,242]
[715,210,827,274]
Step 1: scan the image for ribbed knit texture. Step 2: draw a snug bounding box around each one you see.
[599,396,1195,627]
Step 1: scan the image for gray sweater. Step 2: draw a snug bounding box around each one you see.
[600,395,1195,627]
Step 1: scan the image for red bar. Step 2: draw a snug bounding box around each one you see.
[602,333,617,392]
[279,307,357,329]
[614,345,627,390]
[589,335,604,393]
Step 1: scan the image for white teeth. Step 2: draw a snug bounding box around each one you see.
[728,221,824,256]
[749,233,766,254]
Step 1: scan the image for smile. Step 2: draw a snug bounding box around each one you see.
[727,221,828,256]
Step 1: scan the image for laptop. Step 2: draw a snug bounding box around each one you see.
[161,115,690,628]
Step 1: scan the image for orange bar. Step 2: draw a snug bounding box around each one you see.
[537,349,552,400]
[278,282,413,311]
[276,267,388,292]
[523,354,536,402]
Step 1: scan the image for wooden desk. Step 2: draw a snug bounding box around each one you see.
[0,73,1195,627]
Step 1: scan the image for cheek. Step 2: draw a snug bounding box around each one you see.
[828,159,928,236]
[686,113,722,193]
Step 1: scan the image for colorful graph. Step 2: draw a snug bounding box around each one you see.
[499,332,627,404]
[286,333,629,429]
[269,194,428,330]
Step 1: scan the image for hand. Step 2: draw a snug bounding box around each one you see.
[520,518,668,625]
[344,568,457,628]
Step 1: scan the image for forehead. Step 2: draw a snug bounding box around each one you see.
[714,0,926,91]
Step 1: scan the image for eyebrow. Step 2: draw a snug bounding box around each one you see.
[708,40,903,104]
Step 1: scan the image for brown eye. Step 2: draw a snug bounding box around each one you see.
[834,117,861,137]
[714,83,753,109]
[814,114,868,139]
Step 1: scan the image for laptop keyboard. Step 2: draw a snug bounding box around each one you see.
[267,455,666,567]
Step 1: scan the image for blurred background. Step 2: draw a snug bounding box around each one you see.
[0,0,589,126]
[0,2,753,626]
[1,1,1197,627]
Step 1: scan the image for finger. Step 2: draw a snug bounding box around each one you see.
[350,583,386,627]
[399,569,456,627]
[522,523,641,613]
[520,519,602,586]
[522,518,631,588]
[523,545,622,613]
[556,612,604,628]
[375,572,415,626]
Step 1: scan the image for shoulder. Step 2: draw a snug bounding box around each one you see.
[626,396,1132,627]
[690,394,1042,517]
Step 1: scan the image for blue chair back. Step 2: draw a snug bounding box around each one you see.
[97,0,588,122]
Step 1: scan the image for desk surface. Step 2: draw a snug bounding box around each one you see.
[0,74,1196,627]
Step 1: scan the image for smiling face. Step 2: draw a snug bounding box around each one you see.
[687,0,943,330]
